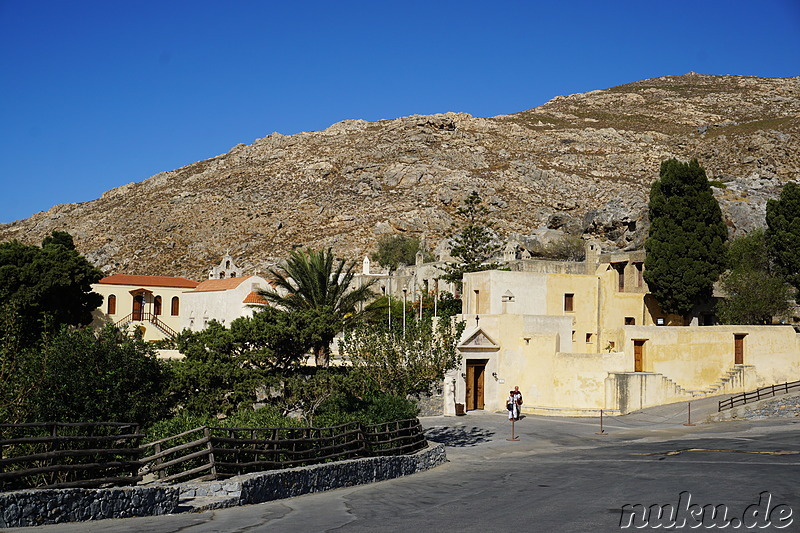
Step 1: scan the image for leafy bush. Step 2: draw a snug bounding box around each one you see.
[6,323,171,425]
[340,316,465,398]
[371,234,434,271]
[144,412,217,443]
[314,393,418,427]
[225,404,301,429]
[527,235,586,261]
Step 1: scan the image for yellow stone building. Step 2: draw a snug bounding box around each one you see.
[447,247,800,416]
[90,274,199,342]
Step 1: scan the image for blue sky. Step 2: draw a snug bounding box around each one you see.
[1,1,798,224]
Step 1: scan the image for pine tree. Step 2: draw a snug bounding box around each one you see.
[643,159,727,318]
[442,192,503,285]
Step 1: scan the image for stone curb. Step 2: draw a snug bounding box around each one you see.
[0,443,446,528]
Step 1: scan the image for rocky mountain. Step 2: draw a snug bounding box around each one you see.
[1,72,798,280]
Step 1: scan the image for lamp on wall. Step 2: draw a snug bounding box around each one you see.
[461,372,466,379]
[492,372,498,380]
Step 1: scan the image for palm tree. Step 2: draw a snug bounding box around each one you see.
[258,248,376,366]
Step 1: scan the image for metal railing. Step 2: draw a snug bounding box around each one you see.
[114,312,179,338]
[718,380,800,411]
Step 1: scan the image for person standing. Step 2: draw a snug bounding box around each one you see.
[507,390,519,421]
[512,386,523,420]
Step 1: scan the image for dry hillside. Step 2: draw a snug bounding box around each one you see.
[1,72,798,279]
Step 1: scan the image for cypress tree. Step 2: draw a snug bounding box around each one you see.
[643,159,727,318]
[766,181,800,301]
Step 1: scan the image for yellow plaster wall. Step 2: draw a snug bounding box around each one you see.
[545,274,599,352]
[455,313,569,413]
[620,325,800,391]
[91,283,190,342]
[536,351,628,410]
[462,270,548,316]
[596,266,652,327]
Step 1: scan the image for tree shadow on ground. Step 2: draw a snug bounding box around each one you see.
[424,426,495,447]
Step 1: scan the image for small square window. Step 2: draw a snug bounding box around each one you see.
[585,333,593,343]
[625,317,636,326]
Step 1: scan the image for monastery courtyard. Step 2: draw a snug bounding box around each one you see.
[17,395,800,532]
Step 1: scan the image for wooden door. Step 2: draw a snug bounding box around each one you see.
[465,361,486,410]
[734,334,745,364]
[133,295,144,321]
[633,340,645,372]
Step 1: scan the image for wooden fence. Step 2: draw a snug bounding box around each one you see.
[718,380,800,411]
[0,422,144,491]
[0,419,428,490]
[140,419,428,484]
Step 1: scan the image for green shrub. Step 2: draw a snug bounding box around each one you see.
[224,404,301,429]
[314,392,418,427]
[145,412,216,443]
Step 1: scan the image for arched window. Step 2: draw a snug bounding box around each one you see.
[226,260,231,269]
[154,296,162,316]
[171,296,180,316]
[107,294,117,315]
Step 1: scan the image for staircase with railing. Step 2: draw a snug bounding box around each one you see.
[115,312,179,339]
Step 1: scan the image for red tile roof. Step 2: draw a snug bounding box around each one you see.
[98,274,199,288]
[190,276,250,292]
[242,291,268,304]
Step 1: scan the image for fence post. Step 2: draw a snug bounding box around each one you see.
[153,442,163,480]
[360,423,368,456]
[203,427,217,480]
[230,429,241,476]
[50,423,59,486]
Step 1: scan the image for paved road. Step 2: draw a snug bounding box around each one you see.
[16,398,800,532]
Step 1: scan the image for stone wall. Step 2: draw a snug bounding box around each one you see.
[0,443,446,528]
[0,486,178,528]
[239,443,446,505]
[416,388,445,416]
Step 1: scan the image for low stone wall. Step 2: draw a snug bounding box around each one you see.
[0,443,446,528]
[239,442,446,504]
[0,486,178,528]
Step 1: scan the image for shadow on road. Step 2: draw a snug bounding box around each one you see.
[424,426,495,447]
